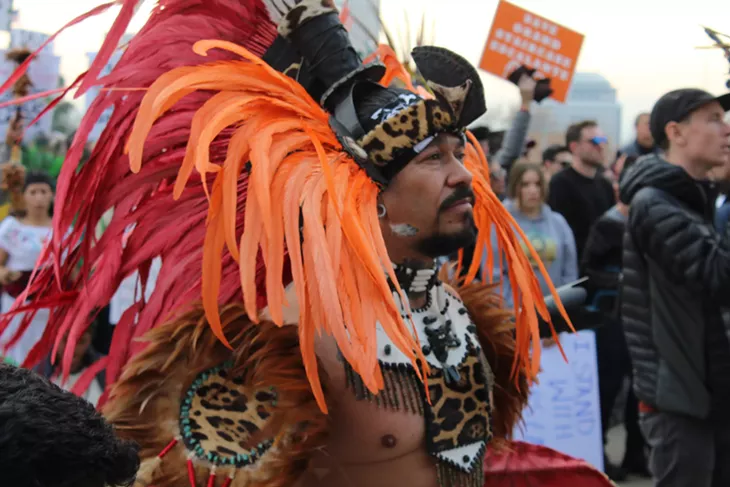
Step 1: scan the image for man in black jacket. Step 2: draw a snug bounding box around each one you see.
[583,157,648,480]
[620,88,730,486]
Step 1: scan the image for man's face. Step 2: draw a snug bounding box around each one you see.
[544,150,572,176]
[573,125,606,167]
[380,133,476,258]
[678,102,730,169]
[636,114,654,148]
[518,169,543,209]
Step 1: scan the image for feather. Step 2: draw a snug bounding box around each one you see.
[0,0,278,389]
[104,303,329,487]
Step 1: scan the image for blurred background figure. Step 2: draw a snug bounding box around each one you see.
[619,112,658,158]
[548,121,616,262]
[35,320,106,408]
[0,171,54,365]
[582,156,648,481]
[541,144,572,182]
[489,162,578,306]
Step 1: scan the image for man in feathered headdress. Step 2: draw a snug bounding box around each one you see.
[0,1,612,486]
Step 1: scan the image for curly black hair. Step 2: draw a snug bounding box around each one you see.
[0,364,139,487]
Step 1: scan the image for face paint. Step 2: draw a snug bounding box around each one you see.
[390,223,419,237]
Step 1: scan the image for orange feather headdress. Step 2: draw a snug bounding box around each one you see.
[0,0,564,415]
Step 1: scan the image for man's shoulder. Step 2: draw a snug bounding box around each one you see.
[549,168,573,187]
[628,186,698,229]
[630,185,671,207]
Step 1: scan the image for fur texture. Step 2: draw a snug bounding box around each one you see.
[104,303,328,487]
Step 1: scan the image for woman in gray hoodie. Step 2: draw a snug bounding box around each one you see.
[488,163,578,306]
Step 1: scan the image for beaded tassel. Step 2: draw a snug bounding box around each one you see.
[187,453,197,487]
[133,437,181,486]
[206,466,217,487]
[159,437,180,458]
[221,473,235,487]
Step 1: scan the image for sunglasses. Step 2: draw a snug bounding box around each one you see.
[589,136,608,146]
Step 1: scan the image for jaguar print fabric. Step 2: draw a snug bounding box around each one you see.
[358,97,457,171]
[425,343,491,462]
[180,364,278,467]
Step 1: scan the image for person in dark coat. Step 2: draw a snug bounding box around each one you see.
[582,156,648,480]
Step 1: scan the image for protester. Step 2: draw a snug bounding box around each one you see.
[491,163,578,306]
[493,72,538,174]
[620,88,730,486]
[620,112,658,158]
[471,74,537,201]
[547,121,616,260]
[0,363,139,487]
[0,171,54,364]
[35,321,106,408]
[582,156,648,481]
[541,144,572,182]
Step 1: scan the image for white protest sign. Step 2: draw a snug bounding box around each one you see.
[0,33,60,143]
[0,0,14,32]
[514,330,604,471]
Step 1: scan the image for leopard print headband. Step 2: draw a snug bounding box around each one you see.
[356,94,464,182]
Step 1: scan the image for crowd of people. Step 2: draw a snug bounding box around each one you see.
[0,2,728,487]
[466,78,730,485]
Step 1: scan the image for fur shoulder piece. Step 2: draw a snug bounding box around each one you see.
[104,303,328,487]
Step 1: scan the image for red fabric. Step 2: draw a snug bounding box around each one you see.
[484,441,614,486]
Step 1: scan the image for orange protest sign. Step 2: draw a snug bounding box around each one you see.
[479,1,584,102]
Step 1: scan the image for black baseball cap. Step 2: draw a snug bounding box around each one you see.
[650,88,730,147]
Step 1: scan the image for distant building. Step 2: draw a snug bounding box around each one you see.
[528,72,622,164]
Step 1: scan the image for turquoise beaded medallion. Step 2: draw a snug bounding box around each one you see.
[179,361,278,467]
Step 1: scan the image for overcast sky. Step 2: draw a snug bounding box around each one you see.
[14,0,730,143]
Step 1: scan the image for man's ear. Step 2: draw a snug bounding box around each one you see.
[665,121,684,147]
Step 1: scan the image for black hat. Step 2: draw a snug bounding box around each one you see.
[650,88,730,147]
[263,2,486,186]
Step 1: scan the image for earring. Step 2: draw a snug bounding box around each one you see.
[377,203,387,218]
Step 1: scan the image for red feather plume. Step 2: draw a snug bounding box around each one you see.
[0,0,278,397]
